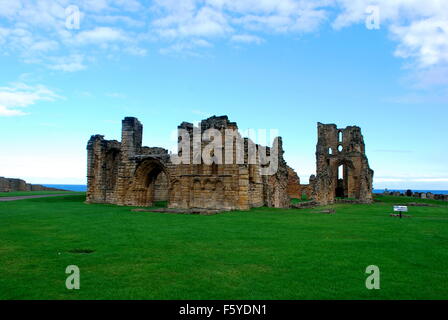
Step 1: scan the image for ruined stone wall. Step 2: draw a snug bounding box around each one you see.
[86,116,291,211]
[300,184,313,200]
[86,135,121,203]
[0,177,27,192]
[312,123,373,205]
[286,166,301,199]
[261,137,290,208]
[0,178,10,192]
[165,117,248,210]
[0,177,64,192]
[153,173,168,202]
[167,116,289,210]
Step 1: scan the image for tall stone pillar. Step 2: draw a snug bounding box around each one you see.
[116,117,143,205]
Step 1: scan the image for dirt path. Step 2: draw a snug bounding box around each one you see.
[0,194,80,202]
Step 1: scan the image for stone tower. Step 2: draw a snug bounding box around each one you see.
[312,123,373,205]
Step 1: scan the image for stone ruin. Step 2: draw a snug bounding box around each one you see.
[0,177,64,193]
[286,167,313,200]
[86,117,374,210]
[286,166,301,199]
[86,116,290,211]
[310,123,374,205]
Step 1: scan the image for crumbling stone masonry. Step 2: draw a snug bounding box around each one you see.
[299,184,313,200]
[311,123,374,205]
[0,177,64,192]
[285,166,315,200]
[86,116,290,211]
[286,166,301,199]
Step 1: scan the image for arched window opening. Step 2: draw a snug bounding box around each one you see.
[335,164,346,198]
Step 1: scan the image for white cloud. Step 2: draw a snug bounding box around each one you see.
[71,27,129,45]
[152,0,329,39]
[159,38,213,55]
[333,0,448,86]
[153,5,232,38]
[0,0,447,84]
[231,34,264,44]
[0,0,147,71]
[49,54,86,72]
[0,106,27,116]
[152,0,330,52]
[0,1,23,18]
[0,82,61,117]
[391,18,448,67]
[124,46,148,56]
[92,15,146,28]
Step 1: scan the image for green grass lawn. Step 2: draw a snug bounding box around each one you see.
[0,194,447,300]
[0,191,81,197]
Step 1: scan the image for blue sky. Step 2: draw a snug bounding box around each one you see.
[0,0,447,190]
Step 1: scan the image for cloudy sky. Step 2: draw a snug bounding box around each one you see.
[0,0,447,190]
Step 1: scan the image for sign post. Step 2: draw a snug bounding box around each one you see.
[393,206,408,218]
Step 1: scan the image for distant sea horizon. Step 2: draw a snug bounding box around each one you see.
[42,184,87,192]
[373,189,448,195]
[42,185,448,195]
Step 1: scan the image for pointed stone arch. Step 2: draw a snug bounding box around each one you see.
[333,159,355,199]
[128,157,170,207]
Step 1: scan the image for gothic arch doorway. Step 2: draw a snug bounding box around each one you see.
[131,158,170,207]
[334,160,354,199]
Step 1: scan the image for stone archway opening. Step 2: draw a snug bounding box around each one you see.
[147,168,169,205]
[132,158,170,207]
[334,160,354,199]
[335,164,346,198]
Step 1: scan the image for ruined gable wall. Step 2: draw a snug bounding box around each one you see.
[286,166,301,199]
[313,123,373,205]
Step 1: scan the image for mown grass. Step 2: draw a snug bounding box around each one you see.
[0,194,447,300]
[291,195,310,204]
[0,191,81,197]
